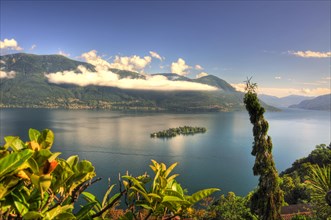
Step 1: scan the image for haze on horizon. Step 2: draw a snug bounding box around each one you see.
[0,0,330,98]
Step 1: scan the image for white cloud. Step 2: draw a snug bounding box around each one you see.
[81,50,153,73]
[231,83,246,93]
[46,51,217,91]
[288,50,331,58]
[196,72,209,78]
[300,88,331,96]
[46,66,217,91]
[110,55,152,72]
[275,76,282,80]
[171,58,191,76]
[0,70,16,79]
[0,38,23,51]
[58,50,70,57]
[81,50,111,71]
[195,65,203,70]
[231,83,331,97]
[30,44,37,50]
[149,51,163,61]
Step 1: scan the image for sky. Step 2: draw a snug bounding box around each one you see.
[0,0,330,97]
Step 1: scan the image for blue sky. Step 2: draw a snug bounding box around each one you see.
[1,0,330,97]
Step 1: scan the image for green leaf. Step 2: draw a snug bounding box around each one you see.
[137,203,153,210]
[164,162,178,179]
[53,212,76,220]
[27,157,39,174]
[34,149,52,167]
[47,204,73,219]
[0,149,33,180]
[0,176,20,199]
[29,128,41,142]
[130,186,151,203]
[4,136,25,151]
[152,169,161,191]
[30,174,52,199]
[11,190,29,215]
[167,174,179,182]
[75,201,97,219]
[148,193,162,200]
[82,192,102,211]
[51,159,74,193]
[164,189,184,200]
[122,175,147,194]
[38,129,54,149]
[23,211,44,219]
[67,160,96,194]
[187,188,220,204]
[170,180,184,196]
[162,195,185,203]
[66,155,79,168]
[108,192,121,204]
[48,152,61,162]
[102,184,115,207]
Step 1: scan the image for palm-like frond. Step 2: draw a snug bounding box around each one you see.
[306,165,331,218]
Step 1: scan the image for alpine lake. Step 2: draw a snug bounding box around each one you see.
[1,108,330,199]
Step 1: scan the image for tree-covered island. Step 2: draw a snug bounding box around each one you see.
[150,126,207,138]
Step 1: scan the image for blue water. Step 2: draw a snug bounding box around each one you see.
[0,108,330,198]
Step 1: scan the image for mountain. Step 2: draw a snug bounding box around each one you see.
[193,75,237,92]
[259,94,315,108]
[289,94,331,111]
[152,73,192,81]
[152,73,237,92]
[0,53,277,112]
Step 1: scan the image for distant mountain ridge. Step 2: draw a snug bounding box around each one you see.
[289,94,331,111]
[259,94,315,108]
[0,53,277,112]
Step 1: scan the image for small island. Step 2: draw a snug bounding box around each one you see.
[150,126,207,138]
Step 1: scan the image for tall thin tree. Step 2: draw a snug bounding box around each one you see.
[243,79,283,220]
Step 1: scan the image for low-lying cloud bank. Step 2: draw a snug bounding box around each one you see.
[232,83,331,97]
[0,70,16,79]
[45,51,218,91]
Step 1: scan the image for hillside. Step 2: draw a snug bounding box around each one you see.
[289,94,331,111]
[0,53,276,112]
[259,94,315,108]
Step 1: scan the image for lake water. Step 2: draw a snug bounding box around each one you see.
[0,108,330,198]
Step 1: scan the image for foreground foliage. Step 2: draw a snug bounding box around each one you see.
[306,165,331,219]
[121,160,219,219]
[206,192,258,220]
[0,129,116,219]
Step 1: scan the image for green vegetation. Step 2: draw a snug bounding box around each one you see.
[243,80,283,219]
[306,165,331,219]
[122,160,219,219]
[150,126,207,138]
[206,192,258,220]
[279,144,331,219]
[0,129,219,219]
